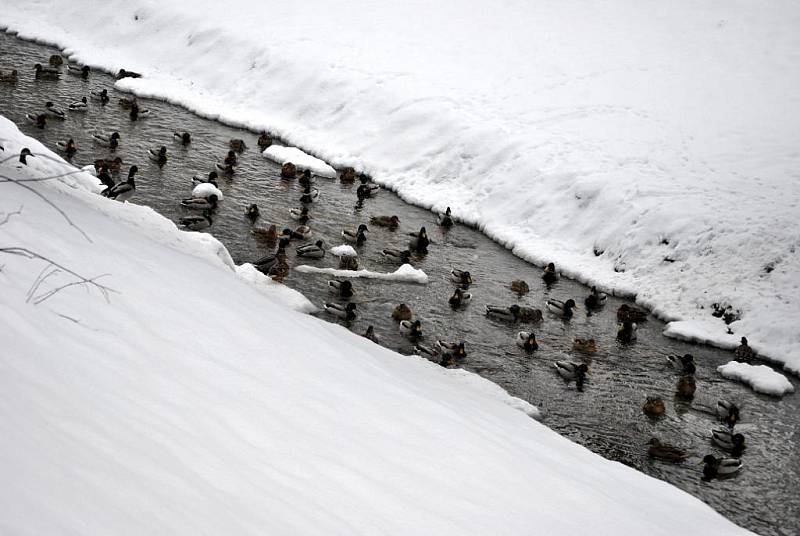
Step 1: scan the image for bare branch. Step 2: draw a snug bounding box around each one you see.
[0,205,23,226]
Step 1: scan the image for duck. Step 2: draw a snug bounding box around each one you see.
[676,374,696,400]
[229,138,246,153]
[711,429,746,457]
[399,320,423,338]
[94,157,124,173]
[26,113,47,129]
[339,256,359,271]
[178,210,213,231]
[438,206,454,227]
[356,183,380,200]
[299,186,320,204]
[55,139,77,158]
[293,225,312,240]
[18,148,34,165]
[257,131,272,150]
[251,224,278,242]
[408,227,430,253]
[717,400,740,428]
[542,262,559,284]
[191,182,223,201]
[174,131,192,146]
[617,321,637,343]
[328,280,354,298]
[436,341,467,359]
[181,194,218,211]
[554,361,588,390]
[48,54,63,66]
[450,269,472,286]
[129,101,148,121]
[516,331,539,353]
[546,298,577,319]
[299,169,313,187]
[192,171,219,186]
[96,168,115,192]
[666,353,696,375]
[448,288,472,308]
[281,162,297,179]
[251,252,283,275]
[363,325,380,343]
[148,146,168,167]
[342,224,368,245]
[324,302,357,321]
[289,206,311,223]
[104,166,137,202]
[510,280,529,296]
[414,344,439,359]
[734,337,754,363]
[68,97,88,111]
[121,97,140,110]
[617,304,648,323]
[0,69,18,83]
[369,215,400,230]
[90,89,109,104]
[116,68,142,79]
[67,64,90,78]
[485,304,521,322]
[92,131,120,149]
[244,204,260,222]
[643,397,666,416]
[382,248,411,264]
[44,102,66,120]
[573,338,597,354]
[518,307,544,323]
[339,167,356,183]
[296,240,326,259]
[702,455,743,480]
[647,438,688,462]
[34,63,60,80]
[392,303,413,321]
[584,286,608,309]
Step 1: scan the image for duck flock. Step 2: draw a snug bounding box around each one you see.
[3,52,763,484]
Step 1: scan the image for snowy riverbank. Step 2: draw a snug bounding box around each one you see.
[1,1,798,372]
[0,116,755,534]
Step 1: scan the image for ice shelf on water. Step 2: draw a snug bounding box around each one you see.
[717,361,795,397]
[295,263,428,283]
[262,145,337,178]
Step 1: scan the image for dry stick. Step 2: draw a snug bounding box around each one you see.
[0,205,23,226]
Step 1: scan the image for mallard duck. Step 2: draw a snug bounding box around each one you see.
[510,280,529,296]
[90,89,109,104]
[68,97,88,111]
[94,157,123,174]
[342,224,368,245]
[93,131,120,149]
[214,161,235,175]
[734,337,754,363]
[546,298,577,319]
[399,320,423,338]
[288,225,310,240]
[244,204,260,222]
[643,397,666,416]
[328,280,354,298]
[96,169,114,192]
[573,338,597,354]
[257,131,272,150]
[702,455,742,480]
[448,288,471,308]
[0,69,18,83]
[116,69,142,79]
[717,400,740,428]
[585,286,607,309]
[178,210,213,231]
[370,215,400,230]
[26,113,47,129]
[617,304,648,322]
[356,183,381,200]
[408,227,429,253]
[192,171,218,186]
[299,169,313,187]
[617,321,637,343]
[181,194,218,211]
[516,331,539,353]
[48,54,63,66]
[518,307,543,323]
[436,341,467,359]
[339,256,359,270]
[44,102,65,120]
[34,63,60,80]
[711,429,746,455]
[647,438,688,462]
[676,374,696,400]
[281,162,297,179]
[129,101,148,121]
[67,64,90,78]
[17,148,34,165]
[251,251,285,274]
[392,303,413,321]
[414,344,439,359]
[363,325,380,343]
[554,361,588,390]
[666,354,696,375]
[300,186,319,204]
[148,146,168,167]
[382,248,411,264]
[542,263,559,284]
[486,304,521,322]
[118,97,134,110]
[104,166,137,202]
[450,269,472,286]
[339,167,356,183]
[438,206,454,227]
[296,240,326,259]
[229,138,246,153]
[324,302,357,321]
[251,224,278,241]
[55,139,77,158]
[173,131,191,146]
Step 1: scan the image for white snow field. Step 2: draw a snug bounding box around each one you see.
[717,361,795,397]
[1,1,798,372]
[0,116,755,534]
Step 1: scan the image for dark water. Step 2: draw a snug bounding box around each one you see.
[1,31,797,536]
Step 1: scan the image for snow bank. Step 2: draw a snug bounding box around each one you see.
[0,115,753,535]
[2,1,797,372]
[262,145,336,178]
[330,244,357,257]
[295,263,428,283]
[235,263,317,313]
[717,361,795,397]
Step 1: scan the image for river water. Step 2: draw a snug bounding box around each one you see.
[1,31,797,535]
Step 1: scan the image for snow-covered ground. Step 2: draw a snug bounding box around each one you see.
[1,1,798,372]
[0,116,756,534]
[717,361,795,397]
[262,146,337,178]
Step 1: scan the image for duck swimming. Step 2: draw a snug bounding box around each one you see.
[296,240,326,259]
[93,131,120,150]
[666,353,696,375]
[392,303,413,321]
[67,64,90,78]
[342,224,368,245]
[554,361,588,391]
[414,344,439,359]
[438,206,454,227]
[174,131,192,146]
[617,304,648,323]
[281,162,297,179]
[702,455,743,480]
[584,286,607,309]
[90,89,109,104]
[676,374,696,400]
[251,250,286,275]
[450,269,472,287]
[516,331,539,353]
[382,248,411,264]
[399,320,423,338]
[572,338,597,354]
[300,186,320,204]
[178,210,213,231]
[734,337,754,363]
[408,227,429,253]
[243,203,260,222]
[229,138,246,153]
[257,131,272,150]
[181,194,218,211]
[34,63,60,80]
[44,102,66,120]
[370,215,400,230]
[717,400,740,428]
[55,139,77,159]
[617,320,637,343]
[448,288,471,308]
[324,302,357,321]
[299,169,313,188]
[104,166,137,202]
[647,438,688,462]
[711,429,746,457]
[339,167,356,183]
[290,206,311,223]
[251,224,278,242]
[328,280,354,298]
[0,69,18,83]
[363,325,380,343]
[148,146,168,167]
[542,262,559,284]
[510,280,529,296]
[643,397,666,416]
[192,171,219,187]
[485,304,521,322]
[116,69,142,79]
[436,341,467,360]
[546,298,576,319]
[49,54,63,66]
[26,113,47,129]
[68,97,88,111]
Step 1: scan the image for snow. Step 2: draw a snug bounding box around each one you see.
[2,1,798,373]
[0,114,754,535]
[295,263,429,283]
[716,361,795,397]
[191,182,224,200]
[262,145,337,178]
[330,244,357,257]
[235,263,317,313]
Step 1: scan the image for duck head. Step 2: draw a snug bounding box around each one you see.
[456,343,467,358]
[128,165,138,179]
[461,271,472,284]
[411,320,422,336]
[45,101,54,108]
[207,194,219,208]
[390,215,400,225]
[357,224,369,233]
[547,262,556,271]
[509,304,521,317]
[341,281,353,293]
[111,132,121,141]
[19,148,33,165]
[740,337,748,345]
[227,150,236,158]
[159,146,167,155]
[281,228,293,237]
[246,204,259,217]
[100,89,108,97]
[565,299,576,310]
[314,240,325,248]
[181,132,191,144]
